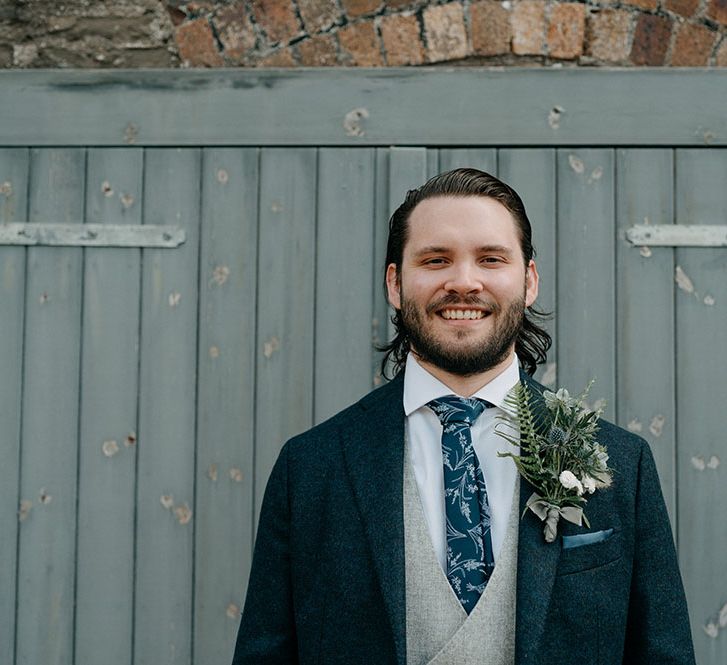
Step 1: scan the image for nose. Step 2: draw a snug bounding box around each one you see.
[443,261,484,295]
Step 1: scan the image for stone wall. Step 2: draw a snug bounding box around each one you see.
[1,0,726,68]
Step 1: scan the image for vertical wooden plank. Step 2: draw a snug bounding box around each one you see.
[438,149,496,175]
[75,148,142,665]
[254,148,316,524]
[0,148,29,665]
[16,148,85,665]
[499,149,557,386]
[426,149,440,179]
[315,148,376,423]
[135,148,201,665]
[674,148,727,665]
[385,148,428,349]
[556,149,615,417]
[194,148,258,665]
[389,148,428,214]
[372,148,390,386]
[615,149,676,526]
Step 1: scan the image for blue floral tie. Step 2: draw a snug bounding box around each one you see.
[427,395,496,613]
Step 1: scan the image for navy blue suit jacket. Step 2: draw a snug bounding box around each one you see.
[233,372,696,664]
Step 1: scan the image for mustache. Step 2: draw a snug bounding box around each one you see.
[425,294,500,316]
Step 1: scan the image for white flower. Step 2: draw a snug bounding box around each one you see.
[543,388,579,413]
[581,475,597,494]
[559,470,584,495]
[595,450,609,471]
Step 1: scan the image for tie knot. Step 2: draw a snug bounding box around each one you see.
[426,395,492,425]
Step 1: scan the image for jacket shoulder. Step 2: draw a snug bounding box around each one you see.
[521,373,650,458]
[284,372,404,456]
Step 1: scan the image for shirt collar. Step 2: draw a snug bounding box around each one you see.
[403,352,521,416]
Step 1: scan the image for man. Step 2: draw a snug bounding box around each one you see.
[233,169,695,664]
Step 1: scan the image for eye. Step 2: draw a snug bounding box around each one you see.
[423,257,448,265]
[481,256,504,264]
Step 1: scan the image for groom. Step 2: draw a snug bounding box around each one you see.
[233,168,695,664]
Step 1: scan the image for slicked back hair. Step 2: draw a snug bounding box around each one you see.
[379,168,552,378]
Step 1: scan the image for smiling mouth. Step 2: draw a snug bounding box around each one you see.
[439,309,490,320]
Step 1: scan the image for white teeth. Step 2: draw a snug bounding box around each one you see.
[441,309,485,320]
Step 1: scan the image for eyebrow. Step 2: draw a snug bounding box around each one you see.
[412,245,515,257]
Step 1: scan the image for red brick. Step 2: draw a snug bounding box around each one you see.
[379,13,425,65]
[297,0,341,33]
[341,0,382,19]
[586,9,632,62]
[339,20,384,65]
[716,38,727,65]
[255,46,297,66]
[214,4,256,57]
[511,0,546,55]
[470,1,511,56]
[297,33,338,65]
[547,3,585,59]
[664,0,699,18]
[423,2,469,62]
[706,0,727,24]
[630,14,672,65]
[670,22,717,65]
[623,0,658,10]
[250,0,301,44]
[175,18,223,66]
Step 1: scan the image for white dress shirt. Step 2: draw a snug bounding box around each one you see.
[403,352,520,572]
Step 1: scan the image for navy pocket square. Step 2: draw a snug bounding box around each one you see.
[562,528,614,550]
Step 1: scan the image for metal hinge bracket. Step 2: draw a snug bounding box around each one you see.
[0,223,185,248]
[627,225,727,247]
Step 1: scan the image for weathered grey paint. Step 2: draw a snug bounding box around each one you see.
[498,148,557,388]
[0,71,724,665]
[556,148,616,420]
[675,149,727,665]
[134,148,201,665]
[194,148,259,665]
[315,148,376,423]
[17,148,85,665]
[615,149,676,528]
[0,147,28,665]
[76,147,142,665]
[0,70,726,147]
[253,148,317,529]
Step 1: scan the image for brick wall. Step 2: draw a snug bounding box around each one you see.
[1,0,726,68]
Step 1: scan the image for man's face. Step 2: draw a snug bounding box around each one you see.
[385,196,539,377]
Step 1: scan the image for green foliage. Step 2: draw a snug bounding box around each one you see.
[496,381,613,510]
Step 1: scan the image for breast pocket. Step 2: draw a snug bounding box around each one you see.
[556,529,623,576]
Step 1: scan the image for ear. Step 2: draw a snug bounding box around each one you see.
[525,260,539,308]
[385,263,401,310]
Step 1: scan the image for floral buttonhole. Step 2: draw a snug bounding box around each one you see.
[495,381,613,543]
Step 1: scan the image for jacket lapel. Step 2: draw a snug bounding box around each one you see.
[515,373,561,664]
[341,373,407,665]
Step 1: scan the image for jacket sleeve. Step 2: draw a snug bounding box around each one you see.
[623,440,696,664]
[232,442,298,664]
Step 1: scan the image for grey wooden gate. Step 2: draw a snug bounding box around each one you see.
[1,70,725,665]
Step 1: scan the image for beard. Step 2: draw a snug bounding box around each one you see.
[399,291,525,377]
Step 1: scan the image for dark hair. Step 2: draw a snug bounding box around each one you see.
[379,168,552,378]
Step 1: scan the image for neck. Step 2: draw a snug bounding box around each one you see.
[412,350,516,397]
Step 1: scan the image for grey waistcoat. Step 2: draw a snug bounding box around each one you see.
[404,439,519,665]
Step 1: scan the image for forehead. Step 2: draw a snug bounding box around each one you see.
[405,195,521,252]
